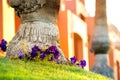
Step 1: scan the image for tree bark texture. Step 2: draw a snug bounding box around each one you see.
[6,0,67,63]
[91,0,114,79]
[91,0,110,54]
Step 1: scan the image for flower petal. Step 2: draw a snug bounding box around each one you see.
[70,56,77,64]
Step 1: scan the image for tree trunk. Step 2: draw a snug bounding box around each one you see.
[91,0,114,79]
[91,0,110,54]
[6,0,66,63]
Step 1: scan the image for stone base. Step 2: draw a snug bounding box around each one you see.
[90,54,114,79]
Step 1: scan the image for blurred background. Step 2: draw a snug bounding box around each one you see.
[0,0,120,80]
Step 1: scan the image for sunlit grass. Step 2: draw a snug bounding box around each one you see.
[0,57,112,80]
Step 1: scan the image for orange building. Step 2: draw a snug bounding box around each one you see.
[0,0,120,80]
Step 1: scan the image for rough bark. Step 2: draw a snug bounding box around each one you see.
[91,0,114,79]
[6,0,66,63]
[91,0,110,54]
[91,54,114,78]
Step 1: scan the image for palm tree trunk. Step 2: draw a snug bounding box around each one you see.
[91,0,114,79]
[6,0,66,63]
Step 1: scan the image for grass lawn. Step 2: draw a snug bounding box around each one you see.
[0,57,112,80]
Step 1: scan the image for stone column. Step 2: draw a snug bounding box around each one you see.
[6,0,67,63]
[91,0,114,79]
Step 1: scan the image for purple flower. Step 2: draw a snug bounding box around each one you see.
[33,45,42,52]
[1,39,7,44]
[0,39,7,52]
[47,46,60,59]
[53,50,60,59]
[70,56,77,64]
[47,46,57,53]
[44,49,50,55]
[54,55,59,59]
[40,53,45,60]
[17,51,25,59]
[80,60,86,68]
[0,45,7,52]
[30,45,41,58]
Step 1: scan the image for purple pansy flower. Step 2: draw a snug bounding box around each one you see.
[34,45,42,52]
[70,56,77,64]
[1,45,7,52]
[46,46,60,59]
[0,39,7,52]
[30,45,41,58]
[40,52,46,60]
[47,46,57,53]
[17,51,25,59]
[44,48,50,55]
[53,50,60,59]
[80,60,86,68]
[1,39,7,44]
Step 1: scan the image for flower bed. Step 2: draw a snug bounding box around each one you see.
[0,39,86,69]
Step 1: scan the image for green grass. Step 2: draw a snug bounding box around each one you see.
[0,57,112,80]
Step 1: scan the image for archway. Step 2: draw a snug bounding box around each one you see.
[74,33,83,61]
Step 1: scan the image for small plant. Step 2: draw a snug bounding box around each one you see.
[70,56,86,69]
